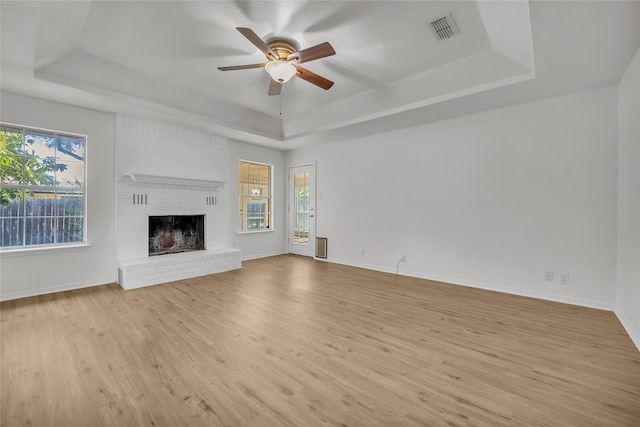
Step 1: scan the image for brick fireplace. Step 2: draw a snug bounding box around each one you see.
[115,115,240,290]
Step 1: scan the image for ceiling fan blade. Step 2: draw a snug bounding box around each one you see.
[288,42,335,64]
[217,63,266,71]
[268,79,282,96]
[295,65,334,90]
[236,27,278,61]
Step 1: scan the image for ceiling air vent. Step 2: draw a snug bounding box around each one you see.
[430,13,458,40]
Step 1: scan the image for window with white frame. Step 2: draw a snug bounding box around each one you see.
[0,124,86,249]
[239,160,272,232]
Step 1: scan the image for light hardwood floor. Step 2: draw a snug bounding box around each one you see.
[2,254,639,426]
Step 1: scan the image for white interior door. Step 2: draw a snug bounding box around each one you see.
[288,163,316,257]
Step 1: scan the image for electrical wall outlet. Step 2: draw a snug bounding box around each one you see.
[545,271,554,281]
[401,255,406,263]
[559,274,570,285]
[360,249,365,256]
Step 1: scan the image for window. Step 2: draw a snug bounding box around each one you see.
[0,124,86,249]
[293,171,310,244]
[239,160,272,231]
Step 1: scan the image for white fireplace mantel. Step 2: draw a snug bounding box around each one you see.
[124,173,226,188]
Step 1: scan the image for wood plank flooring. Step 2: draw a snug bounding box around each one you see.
[2,254,639,426]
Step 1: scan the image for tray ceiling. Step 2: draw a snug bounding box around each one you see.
[1,1,639,149]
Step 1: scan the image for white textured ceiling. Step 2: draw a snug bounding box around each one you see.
[1,1,639,149]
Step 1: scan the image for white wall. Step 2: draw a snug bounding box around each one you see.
[227,140,287,260]
[287,86,619,309]
[0,92,116,300]
[616,46,640,349]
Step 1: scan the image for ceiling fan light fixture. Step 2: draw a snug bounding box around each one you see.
[265,61,297,83]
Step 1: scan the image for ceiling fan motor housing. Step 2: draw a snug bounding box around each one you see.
[267,40,298,61]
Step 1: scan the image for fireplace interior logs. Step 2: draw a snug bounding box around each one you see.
[148,215,205,256]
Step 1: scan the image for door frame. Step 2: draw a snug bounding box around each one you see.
[288,162,317,257]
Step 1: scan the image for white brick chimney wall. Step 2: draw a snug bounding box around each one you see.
[115,115,240,289]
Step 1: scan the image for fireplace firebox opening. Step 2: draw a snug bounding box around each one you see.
[148,215,205,256]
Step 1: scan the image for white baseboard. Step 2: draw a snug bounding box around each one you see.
[614,308,640,352]
[242,250,288,261]
[412,271,614,311]
[0,279,112,302]
[0,252,285,301]
[328,257,615,311]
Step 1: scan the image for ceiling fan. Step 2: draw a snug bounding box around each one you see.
[218,27,336,96]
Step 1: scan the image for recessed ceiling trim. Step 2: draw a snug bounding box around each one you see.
[281,50,535,140]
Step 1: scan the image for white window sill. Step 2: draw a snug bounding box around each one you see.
[0,243,91,258]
